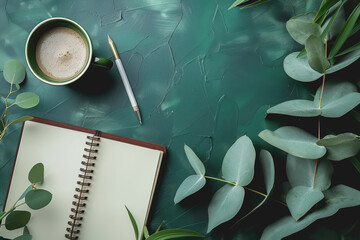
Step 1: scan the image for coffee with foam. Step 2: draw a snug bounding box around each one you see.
[35,27,87,80]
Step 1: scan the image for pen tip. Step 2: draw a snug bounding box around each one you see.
[107,34,112,43]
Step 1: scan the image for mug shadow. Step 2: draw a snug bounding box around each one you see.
[68,66,115,95]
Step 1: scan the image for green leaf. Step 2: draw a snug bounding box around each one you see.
[156,221,164,233]
[286,186,324,221]
[23,226,30,235]
[314,0,341,22]
[267,81,360,118]
[258,126,326,159]
[18,185,33,201]
[238,0,271,9]
[0,208,15,221]
[313,81,360,118]
[144,226,150,239]
[284,52,322,82]
[328,49,360,73]
[5,211,31,230]
[228,0,250,10]
[328,3,360,58]
[207,185,245,233]
[15,92,40,109]
[267,99,320,117]
[286,155,333,191]
[13,235,32,240]
[350,157,360,174]
[3,60,26,84]
[174,175,206,204]
[146,229,204,240]
[320,1,345,41]
[184,145,205,176]
[336,42,360,57]
[222,135,255,185]
[305,35,330,73]
[286,13,321,45]
[125,206,139,240]
[317,133,360,160]
[232,150,275,225]
[296,49,307,58]
[25,189,52,210]
[260,185,360,240]
[8,116,33,127]
[28,163,44,184]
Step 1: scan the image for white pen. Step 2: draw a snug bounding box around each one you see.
[107,34,142,124]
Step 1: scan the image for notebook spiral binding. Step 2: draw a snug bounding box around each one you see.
[65,130,101,240]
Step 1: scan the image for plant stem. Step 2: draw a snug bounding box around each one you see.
[204,176,287,207]
[313,40,328,189]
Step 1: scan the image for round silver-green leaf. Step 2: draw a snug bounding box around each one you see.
[305,35,330,73]
[284,52,322,82]
[207,185,245,233]
[317,133,360,160]
[286,186,324,221]
[184,144,205,176]
[259,126,326,159]
[15,92,40,109]
[3,60,26,84]
[286,154,333,191]
[174,175,206,204]
[222,135,255,186]
[286,14,321,44]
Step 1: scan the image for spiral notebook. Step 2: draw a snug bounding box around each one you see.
[1,117,165,240]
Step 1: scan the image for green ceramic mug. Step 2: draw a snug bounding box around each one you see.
[25,17,113,85]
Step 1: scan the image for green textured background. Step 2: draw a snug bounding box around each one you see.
[1,0,359,239]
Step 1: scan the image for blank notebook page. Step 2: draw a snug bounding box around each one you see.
[1,121,163,240]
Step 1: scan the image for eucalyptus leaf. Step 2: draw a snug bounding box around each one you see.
[320,1,345,41]
[125,206,139,240]
[286,154,333,191]
[3,60,26,84]
[313,81,360,118]
[286,13,320,44]
[207,185,245,233]
[5,211,31,230]
[328,3,360,58]
[25,189,52,210]
[28,163,44,184]
[146,229,204,240]
[283,52,322,82]
[222,135,255,185]
[261,185,360,240]
[232,150,275,225]
[317,133,360,160]
[258,126,326,159]
[15,92,40,109]
[267,81,360,118]
[286,186,324,221]
[327,49,360,74]
[13,235,32,240]
[174,175,206,204]
[184,145,205,176]
[305,35,330,73]
[8,116,33,127]
[18,185,33,202]
[267,99,320,117]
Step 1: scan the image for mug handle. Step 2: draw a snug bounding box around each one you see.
[92,56,113,69]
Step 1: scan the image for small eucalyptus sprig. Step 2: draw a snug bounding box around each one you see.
[0,60,40,142]
[125,206,204,240]
[0,163,52,240]
[174,136,278,233]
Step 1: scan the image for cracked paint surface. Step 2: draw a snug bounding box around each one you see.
[2,0,356,239]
